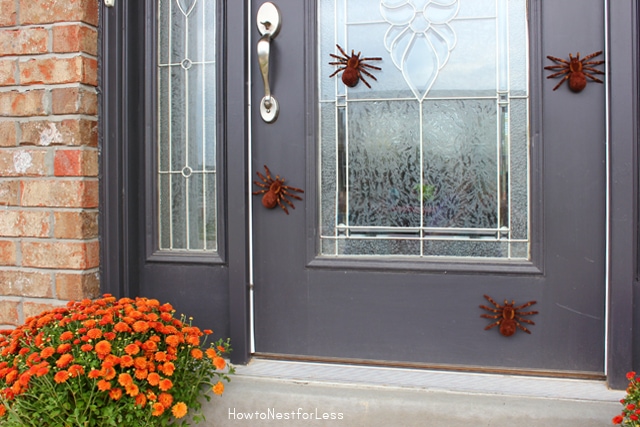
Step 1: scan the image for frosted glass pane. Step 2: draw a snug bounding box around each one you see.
[157,0,217,253]
[318,0,530,260]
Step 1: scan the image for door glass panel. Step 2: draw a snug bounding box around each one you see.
[319,0,529,259]
[157,0,217,252]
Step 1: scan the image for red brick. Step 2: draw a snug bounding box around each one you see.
[20,119,98,146]
[0,59,17,86]
[0,120,17,146]
[22,239,99,269]
[51,87,98,115]
[0,270,52,297]
[0,210,50,237]
[20,0,99,26]
[23,301,65,320]
[53,210,98,238]
[55,271,99,301]
[0,90,47,117]
[0,239,17,265]
[0,28,48,56]
[54,149,97,177]
[0,180,19,205]
[20,179,99,208]
[52,25,97,55]
[0,0,17,27]
[20,56,98,86]
[0,149,48,176]
[0,299,20,326]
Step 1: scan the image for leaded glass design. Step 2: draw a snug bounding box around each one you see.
[157,0,217,252]
[319,0,529,259]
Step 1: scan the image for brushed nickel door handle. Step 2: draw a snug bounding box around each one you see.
[256,2,281,123]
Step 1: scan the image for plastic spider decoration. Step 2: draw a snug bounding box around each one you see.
[480,295,538,337]
[329,44,382,88]
[252,165,304,215]
[544,51,604,93]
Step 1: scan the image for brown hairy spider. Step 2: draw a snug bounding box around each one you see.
[252,165,304,215]
[329,44,382,88]
[480,295,538,336]
[544,51,605,92]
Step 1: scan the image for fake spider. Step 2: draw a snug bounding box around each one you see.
[544,51,605,92]
[252,165,304,215]
[329,44,382,88]
[480,295,538,337]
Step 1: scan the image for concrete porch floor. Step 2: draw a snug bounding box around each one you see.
[200,359,623,426]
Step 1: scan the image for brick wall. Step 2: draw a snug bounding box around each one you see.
[0,0,100,328]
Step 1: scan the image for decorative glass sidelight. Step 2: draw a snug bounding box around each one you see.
[157,0,217,252]
[319,0,530,259]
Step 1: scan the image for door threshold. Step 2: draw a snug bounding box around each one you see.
[239,354,621,402]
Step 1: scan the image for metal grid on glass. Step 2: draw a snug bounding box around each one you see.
[157,0,217,252]
[318,0,530,259]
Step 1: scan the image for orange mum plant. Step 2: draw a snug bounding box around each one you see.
[613,372,640,426]
[0,295,234,426]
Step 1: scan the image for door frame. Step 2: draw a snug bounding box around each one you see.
[99,0,637,388]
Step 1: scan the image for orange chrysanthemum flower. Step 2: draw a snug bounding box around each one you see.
[95,340,111,356]
[217,345,227,353]
[40,347,55,359]
[80,344,93,352]
[135,368,148,380]
[59,331,74,341]
[97,379,112,391]
[120,355,134,368]
[205,348,217,360]
[165,335,181,347]
[191,348,203,359]
[133,321,149,333]
[54,370,70,384]
[172,402,188,419]
[88,368,101,379]
[213,357,226,370]
[125,383,139,397]
[118,373,134,388]
[160,362,175,376]
[86,328,102,339]
[158,392,173,408]
[212,381,224,395]
[135,392,147,407]
[134,356,147,370]
[56,353,74,369]
[158,378,173,391]
[100,364,116,380]
[114,321,131,332]
[68,364,84,377]
[56,343,72,354]
[124,343,140,355]
[151,402,165,416]
[154,351,167,362]
[147,372,161,386]
[109,387,122,401]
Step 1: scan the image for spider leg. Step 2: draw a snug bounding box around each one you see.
[582,66,605,75]
[482,295,501,308]
[581,51,603,62]
[281,191,303,201]
[480,313,501,319]
[546,55,570,65]
[262,165,274,181]
[583,72,604,84]
[360,68,379,81]
[282,185,304,193]
[516,310,538,316]
[335,44,350,59]
[329,60,347,66]
[276,199,290,215]
[255,171,269,184]
[329,67,347,78]
[358,72,372,89]
[514,300,537,310]
[251,189,268,195]
[479,305,501,314]
[515,323,533,334]
[543,65,568,71]
[281,197,297,210]
[361,63,382,72]
[483,320,502,331]
[552,75,570,91]
[545,69,570,79]
[329,53,348,61]
[360,56,382,62]
[515,317,536,325]
[582,60,605,67]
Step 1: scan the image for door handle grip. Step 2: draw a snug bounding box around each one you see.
[256,2,281,123]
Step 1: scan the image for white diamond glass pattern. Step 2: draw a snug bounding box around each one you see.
[157,0,217,252]
[319,0,530,259]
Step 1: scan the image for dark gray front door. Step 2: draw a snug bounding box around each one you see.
[250,0,607,375]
